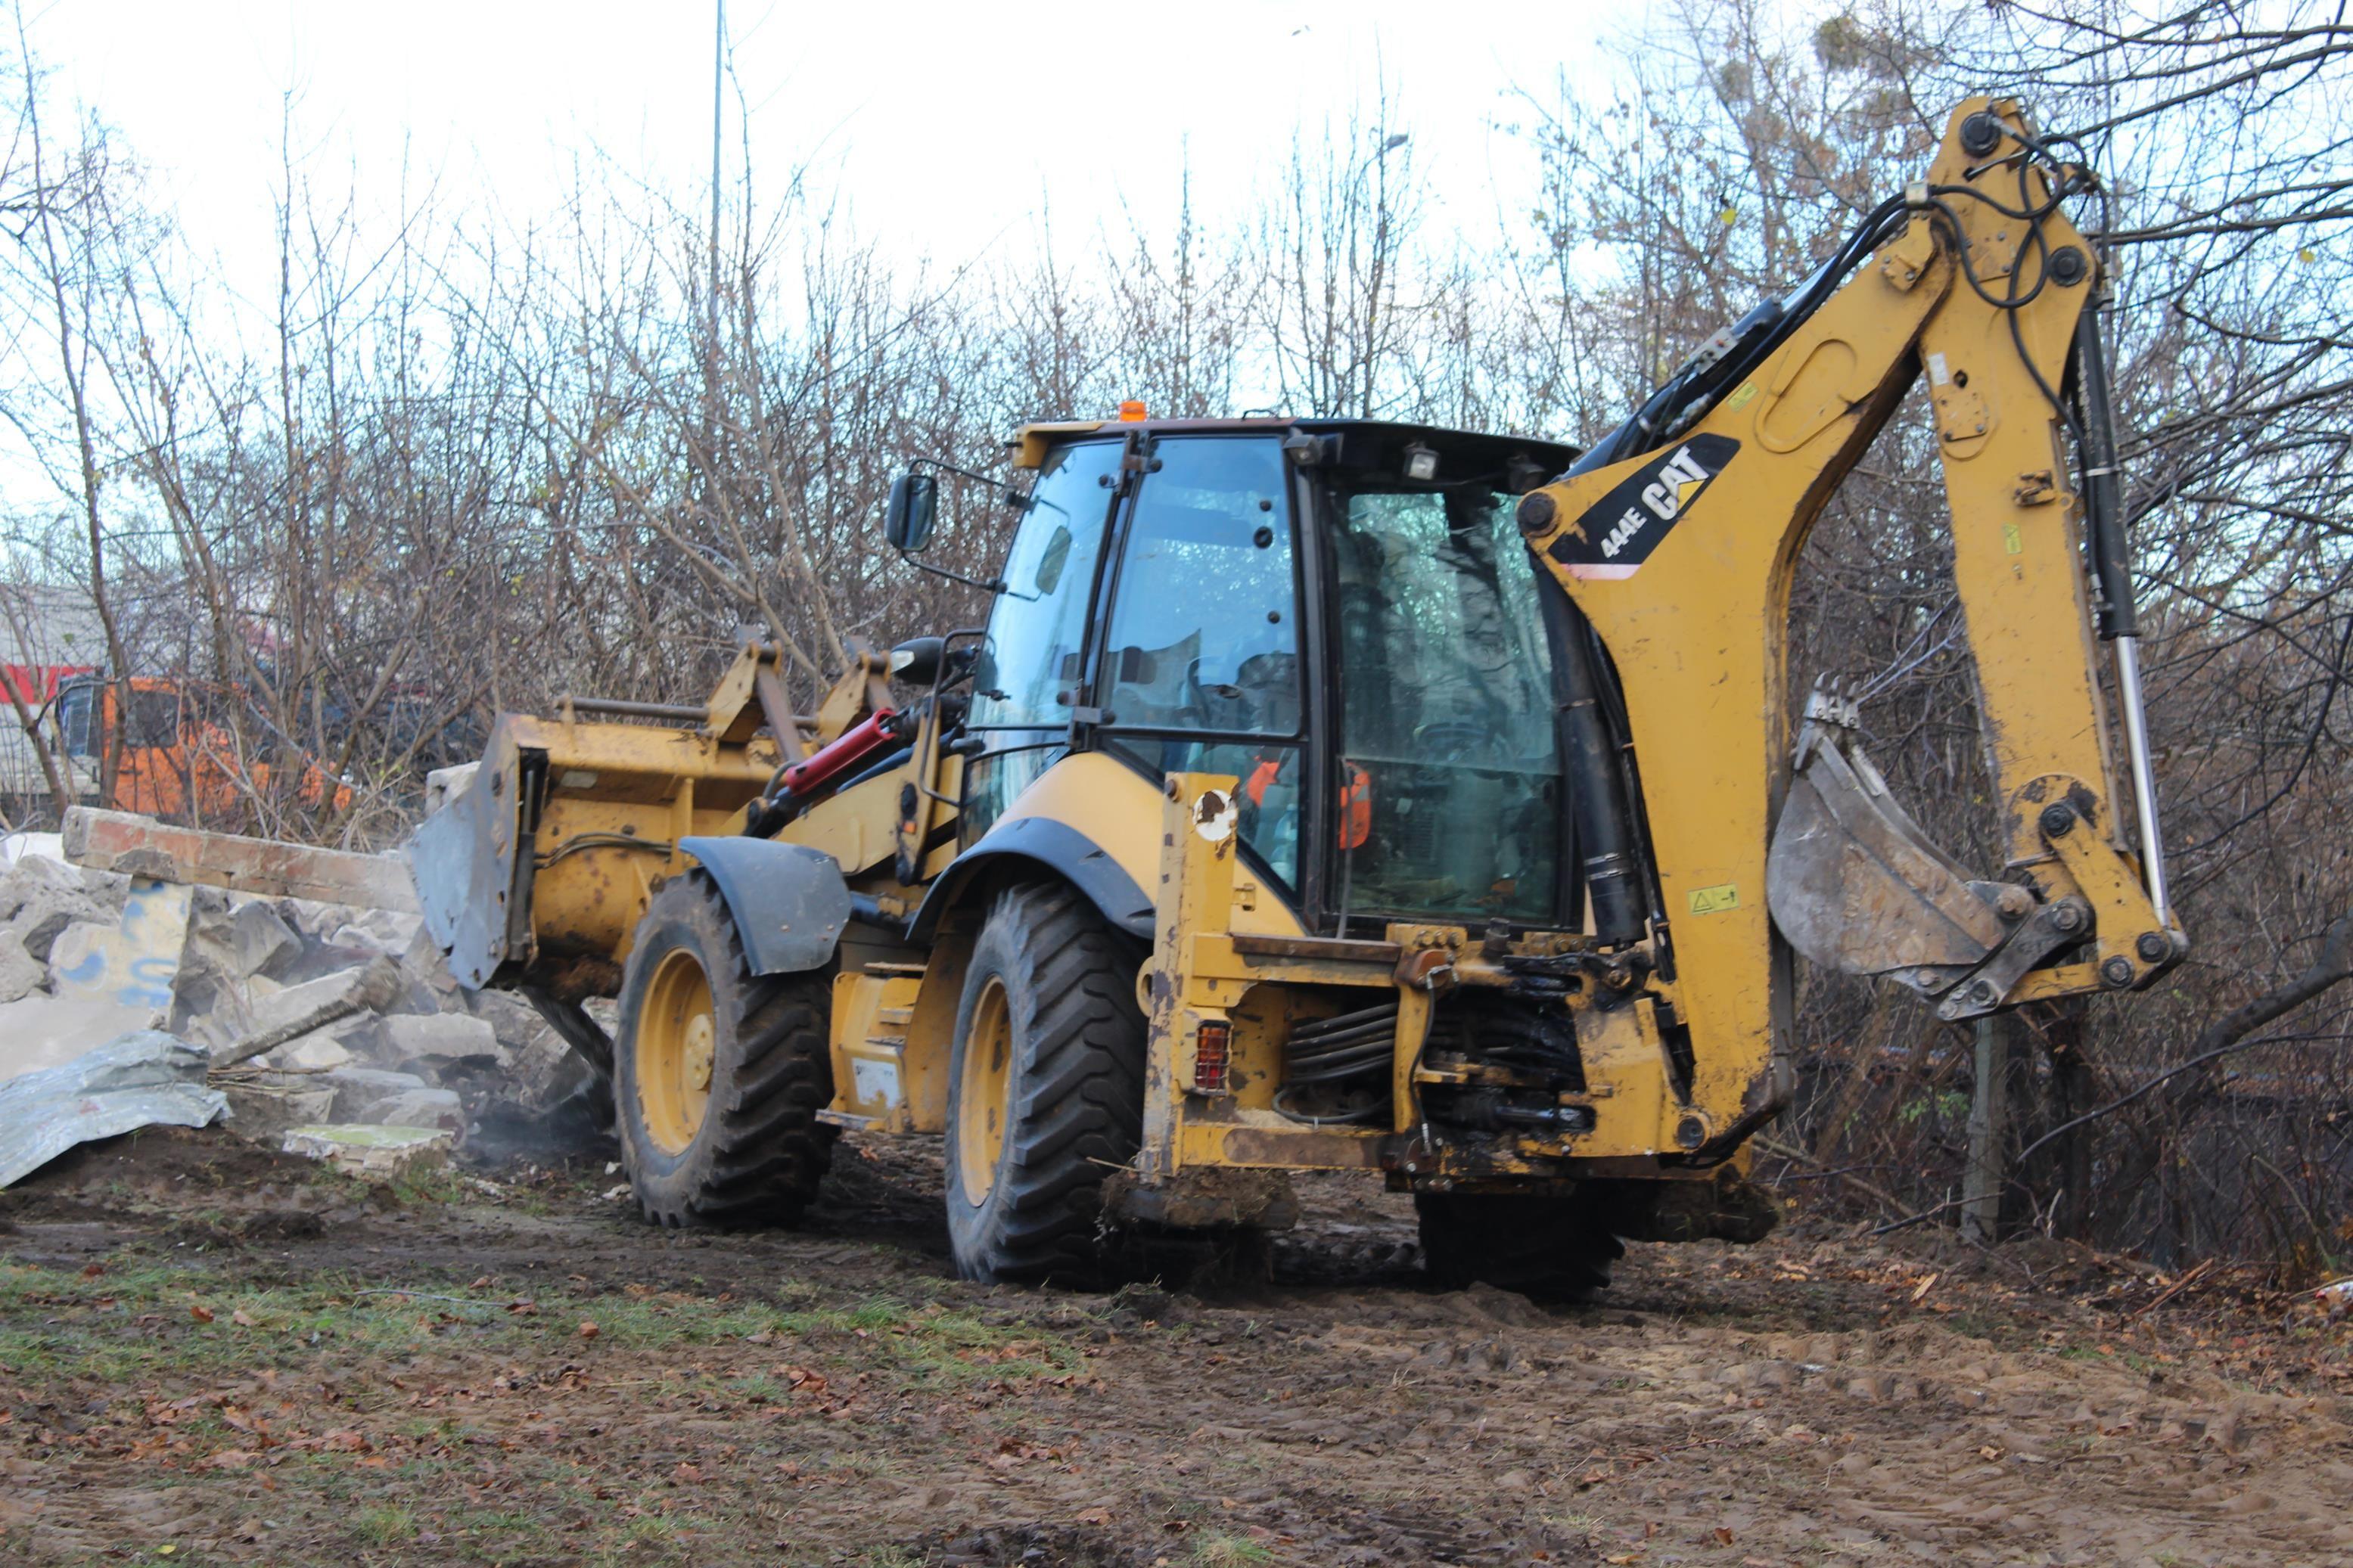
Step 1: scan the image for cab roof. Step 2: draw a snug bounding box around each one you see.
[1008,416,1580,486]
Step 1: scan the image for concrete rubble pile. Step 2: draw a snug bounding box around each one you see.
[0,837,609,1180]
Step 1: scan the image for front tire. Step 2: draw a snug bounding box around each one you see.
[944,883,1147,1284]
[614,873,836,1228]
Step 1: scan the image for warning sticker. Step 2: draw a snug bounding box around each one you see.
[1686,883,1741,916]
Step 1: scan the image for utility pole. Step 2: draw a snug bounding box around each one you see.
[707,0,725,381]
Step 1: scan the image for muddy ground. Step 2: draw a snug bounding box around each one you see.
[3,1130,2351,1567]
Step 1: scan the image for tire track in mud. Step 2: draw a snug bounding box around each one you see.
[3,1129,2351,1566]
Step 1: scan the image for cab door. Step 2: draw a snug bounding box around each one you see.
[958,438,1127,844]
[1088,435,1319,901]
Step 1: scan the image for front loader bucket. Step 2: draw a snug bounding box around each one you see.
[409,726,535,991]
[1764,688,2014,998]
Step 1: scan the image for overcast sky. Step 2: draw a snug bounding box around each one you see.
[28,0,1623,307]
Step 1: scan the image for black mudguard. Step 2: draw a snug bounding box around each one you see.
[909,816,1154,942]
[676,836,853,976]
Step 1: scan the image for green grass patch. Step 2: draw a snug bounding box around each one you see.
[0,1259,1078,1395]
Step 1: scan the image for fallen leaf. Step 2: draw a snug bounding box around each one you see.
[1714,1526,1736,1545]
[79,1262,104,1279]
[232,1310,255,1328]
[1910,1272,1940,1304]
[577,1321,600,1340]
[188,1306,214,1324]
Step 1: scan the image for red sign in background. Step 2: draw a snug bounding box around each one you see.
[2,663,94,706]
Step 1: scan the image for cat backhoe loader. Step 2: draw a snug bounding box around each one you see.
[411,98,2180,1292]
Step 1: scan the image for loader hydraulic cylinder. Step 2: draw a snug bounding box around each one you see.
[781,707,902,797]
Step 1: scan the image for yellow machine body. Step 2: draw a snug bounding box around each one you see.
[415,98,2178,1238]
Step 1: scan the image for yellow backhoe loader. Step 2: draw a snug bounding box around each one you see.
[411,99,2180,1293]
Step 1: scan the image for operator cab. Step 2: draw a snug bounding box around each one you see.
[953,416,1584,937]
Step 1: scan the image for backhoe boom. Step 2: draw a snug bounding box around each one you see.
[1509,98,2181,1144]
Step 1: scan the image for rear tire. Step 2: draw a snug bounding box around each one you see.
[944,882,1147,1284]
[1416,1191,1624,1302]
[614,873,836,1228]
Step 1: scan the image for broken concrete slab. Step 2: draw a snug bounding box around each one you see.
[275,1031,355,1072]
[221,1080,338,1144]
[208,956,401,1073]
[306,1066,463,1133]
[350,906,423,948]
[376,1012,506,1070]
[328,923,393,958]
[45,877,194,1011]
[373,1086,464,1132]
[231,899,303,979]
[46,920,117,986]
[166,950,252,1050]
[5,851,95,896]
[401,923,463,995]
[0,930,40,1003]
[281,1122,452,1178]
[319,1065,437,1121]
[65,807,420,913]
[4,877,117,961]
[468,989,561,1055]
[235,958,403,1043]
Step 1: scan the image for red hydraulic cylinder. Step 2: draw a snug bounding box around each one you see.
[780,707,900,796]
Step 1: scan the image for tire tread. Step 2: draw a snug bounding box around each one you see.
[616,874,836,1228]
[950,881,1146,1284]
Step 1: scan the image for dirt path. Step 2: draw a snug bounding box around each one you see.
[4,1129,2351,1566]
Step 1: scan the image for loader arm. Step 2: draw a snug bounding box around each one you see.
[1510,98,2181,1138]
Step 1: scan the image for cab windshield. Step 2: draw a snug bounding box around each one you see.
[1326,481,1565,924]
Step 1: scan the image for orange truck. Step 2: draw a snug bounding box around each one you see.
[50,674,352,824]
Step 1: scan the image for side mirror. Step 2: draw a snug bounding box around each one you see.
[884,472,938,552]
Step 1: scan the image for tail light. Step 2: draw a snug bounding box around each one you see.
[1192,1021,1232,1094]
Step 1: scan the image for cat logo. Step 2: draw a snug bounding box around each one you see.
[1637,445,1714,524]
[1549,433,1740,579]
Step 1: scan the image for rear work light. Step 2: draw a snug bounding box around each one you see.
[1192,1020,1232,1094]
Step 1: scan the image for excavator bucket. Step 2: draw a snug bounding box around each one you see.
[1765,685,2023,1001]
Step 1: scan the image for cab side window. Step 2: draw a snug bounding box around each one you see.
[1097,437,1299,737]
[968,441,1124,731]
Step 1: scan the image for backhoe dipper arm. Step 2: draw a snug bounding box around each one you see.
[1509,99,2180,1144]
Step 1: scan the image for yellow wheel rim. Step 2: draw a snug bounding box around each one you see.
[956,975,1014,1203]
[638,949,716,1155]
